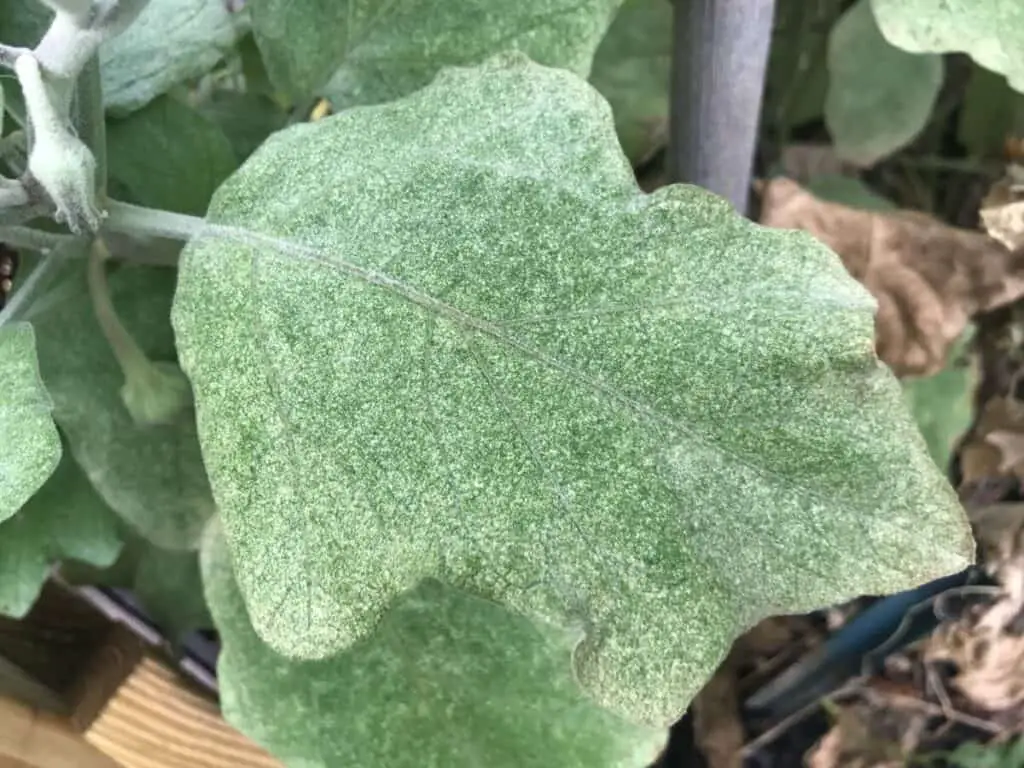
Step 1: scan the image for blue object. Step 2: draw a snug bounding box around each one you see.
[744,567,982,719]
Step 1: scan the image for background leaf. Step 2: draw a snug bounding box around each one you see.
[202,518,665,768]
[63,532,211,640]
[588,0,670,165]
[0,448,121,618]
[902,333,976,471]
[0,1,50,123]
[106,94,239,215]
[247,0,621,106]
[958,65,1024,159]
[101,0,248,115]
[871,0,1024,93]
[804,174,897,211]
[173,55,971,723]
[27,263,214,550]
[825,0,943,166]
[763,0,845,135]
[197,90,288,163]
[0,323,61,520]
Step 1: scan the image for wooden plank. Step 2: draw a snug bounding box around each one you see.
[0,582,111,709]
[82,656,281,768]
[0,696,120,768]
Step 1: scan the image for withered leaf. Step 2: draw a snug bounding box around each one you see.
[960,397,1024,485]
[759,178,1024,377]
[980,164,1024,252]
[805,701,915,768]
[926,502,1024,713]
[986,430,1024,474]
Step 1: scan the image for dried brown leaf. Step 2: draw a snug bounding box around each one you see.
[980,202,1024,253]
[980,165,1024,252]
[926,503,1024,713]
[780,144,845,182]
[759,178,1024,376]
[960,397,1024,485]
[986,430,1024,474]
[805,702,913,768]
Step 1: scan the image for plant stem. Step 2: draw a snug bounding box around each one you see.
[74,56,107,199]
[86,236,150,375]
[667,0,777,214]
[103,199,206,241]
[0,225,77,252]
[0,44,32,70]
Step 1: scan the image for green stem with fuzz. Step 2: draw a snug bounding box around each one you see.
[88,236,193,426]
[87,237,149,376]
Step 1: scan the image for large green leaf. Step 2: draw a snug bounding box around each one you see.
[825,0,943,166]
[27,263,214,549]
[107,94,239,215]
[202,518,665,768]
[0,323,61,520]
[101,0,247,115]
[588,0,670,165]
[871,0,1024,93]
[0,449,121,618]
[247,0,621,106]
[172,54,972,723]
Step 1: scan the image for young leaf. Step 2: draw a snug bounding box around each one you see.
[101,0,248,115]
[871,0,1024,93]
[825,0,943,166]
[172,54,972,723]
[247,0,620,106]
[588,0,671,165]
[28,263,214,550]
[107,95,239,215]
[0,449,121,618]
[0,323,61,520]
[202,518,666,768]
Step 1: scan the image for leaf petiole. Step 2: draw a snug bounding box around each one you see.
[87,237,149,375]
[0,225,78,253]
[87,236,192,426]
[103,199,206,242]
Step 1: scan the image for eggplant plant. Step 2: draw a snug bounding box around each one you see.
[2,0,1015,765]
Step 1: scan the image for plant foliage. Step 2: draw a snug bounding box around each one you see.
[871,0,1024,92]
[0,323,61,520]
[173,52,969,722]
[0,0,992,765]
[825,0,942,166]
